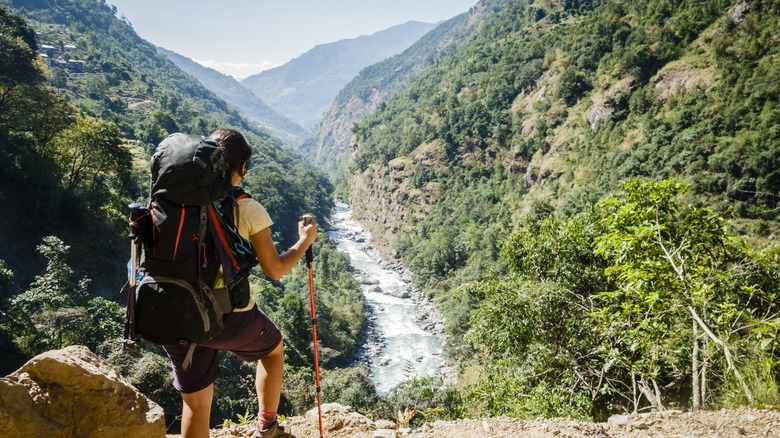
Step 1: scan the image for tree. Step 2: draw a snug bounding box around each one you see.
[11,236,123,354]
[136,110,179,152]
[54,117,129,191]
[593,179,779,410]
[0,6,44,88]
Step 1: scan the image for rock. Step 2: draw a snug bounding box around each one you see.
[368,285,383,293]
[607,414,630,428]
[305,402,374,433]
[0,345,165,438]
[587,104,614,130]
[374,419,398,429]
[730,1,749,24]
[373,430,397,438]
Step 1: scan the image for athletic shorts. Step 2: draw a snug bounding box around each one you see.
[163,305,282,394]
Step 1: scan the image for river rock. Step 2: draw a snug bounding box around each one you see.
[388,286,411,299]
[0,345,165,438]
[368,285,383,293]
[361,277,380,286]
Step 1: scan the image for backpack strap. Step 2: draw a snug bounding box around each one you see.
[182,343,197,372]
[197,206,208,280]
[230,187,251,229]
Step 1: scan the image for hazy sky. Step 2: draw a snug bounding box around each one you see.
[105,0,478,79]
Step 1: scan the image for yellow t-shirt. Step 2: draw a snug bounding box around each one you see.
[235,197,273,241]
[216,196,273,312]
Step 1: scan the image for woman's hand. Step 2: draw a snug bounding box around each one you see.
[298,218,318,248]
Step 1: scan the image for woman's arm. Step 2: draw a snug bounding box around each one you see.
[250,220,317,280]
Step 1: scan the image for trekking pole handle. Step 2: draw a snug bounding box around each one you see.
[302,214,314,264]
[128,203,142,237]
[128,203,143,287]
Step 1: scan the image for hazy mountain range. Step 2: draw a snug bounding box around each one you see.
[240,20,437,130]
[156,46,307,145]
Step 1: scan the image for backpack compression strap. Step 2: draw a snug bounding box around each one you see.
[182,343,197,372]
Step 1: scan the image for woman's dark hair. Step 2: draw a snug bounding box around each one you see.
[209,128,252,176]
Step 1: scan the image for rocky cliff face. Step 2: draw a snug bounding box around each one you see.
[0,345,165,438]
[348,143,446,260]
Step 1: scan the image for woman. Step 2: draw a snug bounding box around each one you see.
[163,128,316,438]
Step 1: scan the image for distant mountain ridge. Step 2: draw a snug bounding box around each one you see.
[241,20,436,130]
[156,47,307,145]
[299,8,482,177]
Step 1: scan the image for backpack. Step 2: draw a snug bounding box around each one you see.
[124,133,258,369]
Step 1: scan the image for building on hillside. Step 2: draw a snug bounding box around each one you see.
[67,59,85,72]
[63,44,77,51]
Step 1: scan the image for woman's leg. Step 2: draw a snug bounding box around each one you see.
[257,339,284,413]
[181,383,214,438]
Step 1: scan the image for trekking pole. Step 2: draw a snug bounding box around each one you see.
[302,214,324,438]
[122,203,145,353]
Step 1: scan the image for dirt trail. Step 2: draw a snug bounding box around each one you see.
[167,403,780,438]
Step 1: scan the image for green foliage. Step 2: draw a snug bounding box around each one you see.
[462,272,597,419]
[318,365,385,416]
[341,0,779,417]
[383,369,465,428]
[463,179,779,419]
[4,237,122,359]
[0,5,44,86]
[593,179,779,408]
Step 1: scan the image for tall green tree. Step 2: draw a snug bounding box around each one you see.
[593,179,779,410]
[54,117,130,191]
[11,236,122,355]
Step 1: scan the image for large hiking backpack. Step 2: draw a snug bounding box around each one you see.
[128,133,258,368]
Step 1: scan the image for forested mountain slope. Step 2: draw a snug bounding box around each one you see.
[299,8,486,178]
[157,46,307,146]
[0,0,331,286]
[1,2,370,428]
[341,0,779,419]
[241,21,436,130]
[348,0,778,292]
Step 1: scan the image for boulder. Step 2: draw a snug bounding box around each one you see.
[0,345,165,438]
[305,403,374,433]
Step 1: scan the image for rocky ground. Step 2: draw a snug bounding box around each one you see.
[166,403,780,438]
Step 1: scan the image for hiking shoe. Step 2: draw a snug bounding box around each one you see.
[254,420,296,438]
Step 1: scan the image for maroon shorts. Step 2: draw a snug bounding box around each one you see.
[163,305,282,394]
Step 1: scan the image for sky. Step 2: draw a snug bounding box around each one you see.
[105,0,478,79]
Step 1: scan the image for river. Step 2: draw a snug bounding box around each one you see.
[326,201,445,394]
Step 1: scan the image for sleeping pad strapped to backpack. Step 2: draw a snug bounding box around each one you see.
[132,133,258,369]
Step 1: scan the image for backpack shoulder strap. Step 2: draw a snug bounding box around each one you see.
[230,187,251,201]
[229,187,251,227]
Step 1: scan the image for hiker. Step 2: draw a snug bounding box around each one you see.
[162,128,317,438]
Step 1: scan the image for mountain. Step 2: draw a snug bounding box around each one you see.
[240,20,436,130]
[337,0,779,416]
[1,1,367,427]
[156,47,307,146]
[299,7,483,178]
[0,0,337,294]
[345,0,779,280]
